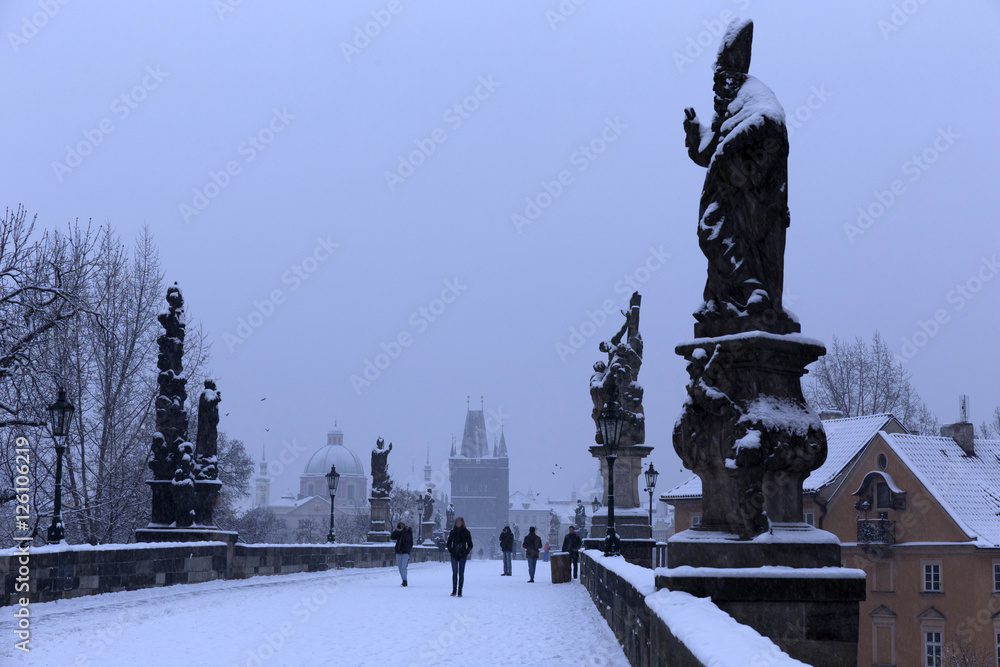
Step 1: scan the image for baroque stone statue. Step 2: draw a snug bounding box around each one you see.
[574,500,586,530]
[195,380,221,481]
[422,493,434,523]
[590,291,644,446]
[682,18,798,338]
[370,437,393,498]
[673,19,827,541]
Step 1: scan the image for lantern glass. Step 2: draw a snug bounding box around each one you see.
[597,403,622,456]
[644,463,659,491]
[326,465,340,495]
[47,388,75,438]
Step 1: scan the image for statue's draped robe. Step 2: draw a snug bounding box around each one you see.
[695,76,790,322]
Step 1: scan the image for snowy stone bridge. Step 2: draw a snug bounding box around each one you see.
[6,560,630,666]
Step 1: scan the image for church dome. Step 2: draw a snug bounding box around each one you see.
[303,438,366,478]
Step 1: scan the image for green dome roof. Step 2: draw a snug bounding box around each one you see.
[302,444,365,477]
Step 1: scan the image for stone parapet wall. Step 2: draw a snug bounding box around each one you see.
[580,550,810,667]
[1,542,449,607]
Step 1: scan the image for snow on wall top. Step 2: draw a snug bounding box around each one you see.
[663,413,898,500]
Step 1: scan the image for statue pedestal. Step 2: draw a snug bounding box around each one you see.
[194,479,222,527]
[673,332,827,537]
[588,445,653,509]
[421,521,436,545]
[668,332,864,666]
[368,496,390,542]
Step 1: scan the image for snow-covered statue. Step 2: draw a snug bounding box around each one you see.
[590,291,644,447]
[422,493,434,523]
[370,437,393,498]
[574,500,586,531]
[446,503,455,530]
[672,20,828,542]
[194,380,221,481]
[682,18,798,338]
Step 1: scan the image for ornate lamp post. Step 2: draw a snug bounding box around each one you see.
[597,400,623,557]
[46,387,75,544]
[326,464,340,543]
[644,462,659,528]
[591,497,600,515]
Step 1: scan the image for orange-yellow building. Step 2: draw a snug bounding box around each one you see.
[663,413,1000,667]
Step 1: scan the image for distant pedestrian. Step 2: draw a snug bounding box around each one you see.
[522,526,542,583]
[446,517,473,597]
[561,525,582,579]
[543,540,550,562]
[390,521,413,586]
[499,526,514,576]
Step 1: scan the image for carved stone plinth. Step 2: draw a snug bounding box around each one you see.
[421,521,436,546]
[588,445,653,510]
[673,333,827,539]
[194,480,222,527]
[367,496,390,542]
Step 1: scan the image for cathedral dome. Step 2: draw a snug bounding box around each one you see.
[303,433,366,478]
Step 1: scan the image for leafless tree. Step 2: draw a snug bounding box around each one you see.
[389,485,421,528]
[977,406,1000,439]
[232,506,282,544]
[805,331,938,434]
[944,632,994,667]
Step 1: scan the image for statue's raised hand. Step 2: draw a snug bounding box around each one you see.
[683,108,701,150]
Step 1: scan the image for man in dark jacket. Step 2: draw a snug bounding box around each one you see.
[499,526,514,576]
[390,522,413,586]
[522,526,543,583]
[561,525,583,578]
[446,517,473,597]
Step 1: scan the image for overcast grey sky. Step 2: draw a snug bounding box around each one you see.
[3,1,999,500]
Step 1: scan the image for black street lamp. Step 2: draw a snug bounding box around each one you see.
[591,496,600,515]
[644,462,659,529]
[325,464,340,543]
[46,387,74,544]
[597,400,624,557]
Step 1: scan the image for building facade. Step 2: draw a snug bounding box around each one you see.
[663,413,1000,666]
[257,427,369,543]
[449,405,509,555]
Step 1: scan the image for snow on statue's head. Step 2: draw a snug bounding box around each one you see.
[715,18,753,74]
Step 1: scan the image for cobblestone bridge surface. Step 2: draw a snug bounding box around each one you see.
[6,559,629,666]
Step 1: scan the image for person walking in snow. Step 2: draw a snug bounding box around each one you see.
[390,521,413,587]
[543,540,550,562]
[561,525,582,579]
[499,525,514,576]
[446,517,473,597]
[522,526,543,583]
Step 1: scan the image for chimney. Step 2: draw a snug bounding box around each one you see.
[819,409,845,421]
[940,422,975,456]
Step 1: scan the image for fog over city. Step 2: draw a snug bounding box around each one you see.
[4,0,998,499]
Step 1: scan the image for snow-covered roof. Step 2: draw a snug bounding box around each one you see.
[881,431,1000,547]
[662,413,899,501]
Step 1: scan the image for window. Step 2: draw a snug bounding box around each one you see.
[994,562,1000,593]
[307,483,314,496]
[347,485,354,500]
[878,453,888,470]
[876,481,892,509]
[803,512,815,526]
[691,515,701,527]
[924,630,942,666]
[923,563,941,592]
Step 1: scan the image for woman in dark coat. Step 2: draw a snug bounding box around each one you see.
[522,526,543,583]
[446,517,473,597]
